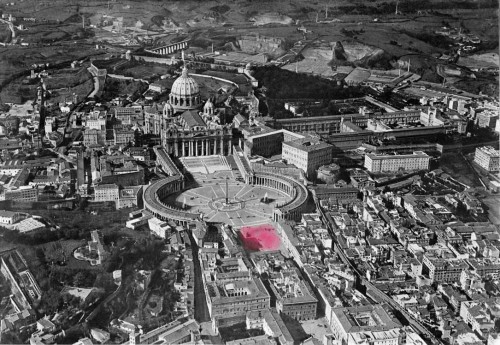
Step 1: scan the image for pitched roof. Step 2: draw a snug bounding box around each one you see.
[181,110,206,128]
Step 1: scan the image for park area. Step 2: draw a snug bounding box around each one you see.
[100,77,148,102]
[0,204,181,338]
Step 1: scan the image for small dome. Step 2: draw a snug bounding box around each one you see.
[170,67,200,99]
[204,99,214,110]
[163,102,174,118]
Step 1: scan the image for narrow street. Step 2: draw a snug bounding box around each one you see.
[189,233,211,323]
[87,67,100,99]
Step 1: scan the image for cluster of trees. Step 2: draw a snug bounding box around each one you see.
[100,78,149,102]
[455,76,499,98]
[403,31,454,50]
[0,275,11,300]
[0,209,132,265]
[106,237,168,273]
[340,28,365,38]
[150,15,167,28]
[209,4,230,14]
[53,269,97,289]
[465,125,499,144]
[39,286,103,316]
[0,223,105,246]
[39,289,75,315]
[145,269,181,322]
[33,246,100,290]
[0,227,60,246]
[254,66,365,101]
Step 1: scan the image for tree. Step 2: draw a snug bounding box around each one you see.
[456,201,468,217]
[94,273,116,293]
[73,272,86,287]
[40,289,62,314]
[35,248,46,265]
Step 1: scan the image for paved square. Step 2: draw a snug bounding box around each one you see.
[165,170,291,228]
[300,317,333,342]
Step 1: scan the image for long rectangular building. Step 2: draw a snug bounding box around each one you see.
[268,110,421,135]
[364,151,430,173]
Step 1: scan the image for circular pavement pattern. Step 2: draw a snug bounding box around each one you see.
[208,197,246,212]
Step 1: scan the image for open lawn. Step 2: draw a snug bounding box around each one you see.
[117,63,173,80]
[192,75,237,98]
[39,239,85,262]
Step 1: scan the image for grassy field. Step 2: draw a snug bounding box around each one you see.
[118,63,172,80]
[0,44,104,88]
[0,66,94,103]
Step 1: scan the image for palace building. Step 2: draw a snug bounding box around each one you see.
[144,65,233,157]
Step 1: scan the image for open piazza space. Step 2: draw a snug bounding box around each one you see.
[165,165,291,228]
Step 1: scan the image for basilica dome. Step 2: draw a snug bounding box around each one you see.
[169,67,201,112]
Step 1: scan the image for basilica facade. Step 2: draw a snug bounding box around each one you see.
[144,66,233,157]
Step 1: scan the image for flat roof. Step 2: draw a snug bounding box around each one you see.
[283,138,332,152]
[366,151,430,159]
